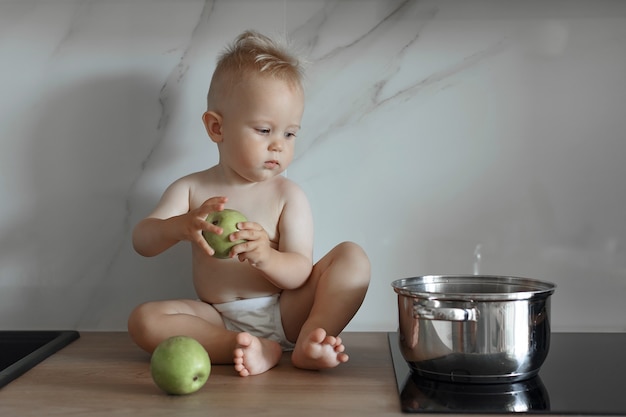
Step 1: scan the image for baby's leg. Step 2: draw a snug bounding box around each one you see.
[128,299,237,364]
[280,241,370,370]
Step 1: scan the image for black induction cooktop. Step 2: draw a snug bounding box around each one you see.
[0,330,80,388]
[389,332,626,415]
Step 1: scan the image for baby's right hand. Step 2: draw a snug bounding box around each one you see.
[182,196,227,257]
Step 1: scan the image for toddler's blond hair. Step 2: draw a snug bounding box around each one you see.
[207,30,305,110]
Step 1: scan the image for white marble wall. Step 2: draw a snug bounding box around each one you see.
[1,0,625,332]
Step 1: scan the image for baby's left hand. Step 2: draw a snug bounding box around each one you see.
[229,222,272,268]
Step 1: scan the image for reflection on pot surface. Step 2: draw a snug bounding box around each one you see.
[401,373,550,413]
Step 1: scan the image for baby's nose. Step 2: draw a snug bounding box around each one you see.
[269,139,283,151]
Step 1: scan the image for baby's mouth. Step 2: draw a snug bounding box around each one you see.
[264,160,280,169]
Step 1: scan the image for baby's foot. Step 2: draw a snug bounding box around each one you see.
[291,328,349,370]
[233,332,282,377]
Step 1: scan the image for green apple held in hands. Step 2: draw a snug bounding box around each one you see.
[150,335,211,395]
[203,208,248,259]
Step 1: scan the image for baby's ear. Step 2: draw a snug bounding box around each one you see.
[202,111,223,143]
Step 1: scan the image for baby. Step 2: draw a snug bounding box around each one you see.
[128,30,370,376]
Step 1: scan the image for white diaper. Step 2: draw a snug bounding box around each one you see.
[213,294,295,351]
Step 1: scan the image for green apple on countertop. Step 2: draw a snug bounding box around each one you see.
[150,336,211,395]
[203,209,248,258]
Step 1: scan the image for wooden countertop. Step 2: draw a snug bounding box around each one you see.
[1,332,604,417]
[0,332,413,417]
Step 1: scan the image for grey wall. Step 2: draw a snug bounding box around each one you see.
[1,0,625,332]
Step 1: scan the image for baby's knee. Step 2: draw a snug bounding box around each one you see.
[127,302,157,348]
[334,242,371,281]
[337,241,369,264]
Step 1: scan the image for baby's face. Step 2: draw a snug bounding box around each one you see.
[218,74,304,183]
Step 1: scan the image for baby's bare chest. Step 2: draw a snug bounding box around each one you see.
[190,186,284,243]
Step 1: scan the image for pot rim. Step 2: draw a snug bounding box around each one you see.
[391,274,556,302]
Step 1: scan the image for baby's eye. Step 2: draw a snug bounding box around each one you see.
[256,128,270,135]
[285,132,297,139]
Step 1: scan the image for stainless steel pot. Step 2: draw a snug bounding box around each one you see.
[392,275,556,384]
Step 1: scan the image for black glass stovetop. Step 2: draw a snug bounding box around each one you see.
[389,332,626,414]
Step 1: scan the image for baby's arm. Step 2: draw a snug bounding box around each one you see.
[232,182,314,289]
[132,177,226,257]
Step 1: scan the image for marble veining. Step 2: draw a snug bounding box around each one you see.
[1,0,625,332]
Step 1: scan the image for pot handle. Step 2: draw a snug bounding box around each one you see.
[414,303,478,322]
